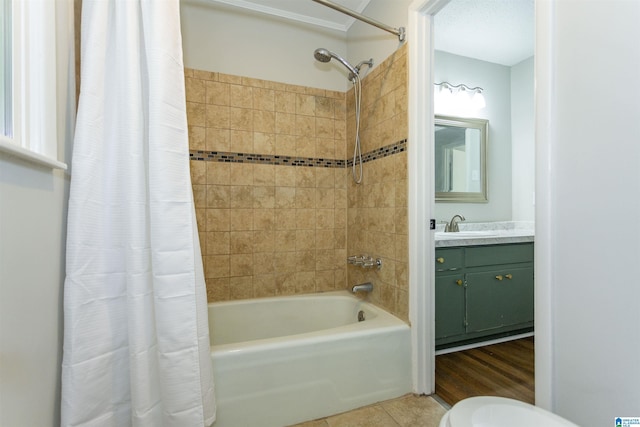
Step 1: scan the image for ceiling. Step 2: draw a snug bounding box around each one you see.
[195,0,534,67]
[434,0,534,66]
[195,0,372,32]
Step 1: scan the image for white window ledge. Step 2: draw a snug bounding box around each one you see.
[0,138,67,170]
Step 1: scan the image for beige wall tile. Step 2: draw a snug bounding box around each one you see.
[206,161,229,185]
[295,167,316,188]
[254,230,275,253]
[254,110,275,133]
[275,231,296,253]
[229,276,253,299]
[254,274,276,297]
[253,253,275,275]
[229,186,253,208]
[230,107,253,131]
[189,126,206,151]
[253,186,275,209]
[253,164,275,186]
[206,104,229,129]
[194,69,218,81]
[295,188,316,209]
[205,128,230,152]
[276,272,297,295]
[275,209,296,230]
[206,277,229,302]
[253,87,275,111]
[206,209,229,232]
[296,93,316,116]
[296,251,316,272]
[229,129,253,153]
[296,230,316,251]
[187,102,206,127]
[206,185,229,208]
[229,208,253,231]
[204,255,230,278]
[206,231,230,255]
[190,160,206,185]
[295,271,315,293]
[275,134,297,157]
[254,209,275,231]
[296,209,316,230]
[230,254,253,277]
[205,81,229,106]
[230,230,253,254]
[275,91,296,113]
[229,162,253,185]
[275,112,296,135]
[315,96,334,118]
[253,132,275,155]
[229,84,253,108]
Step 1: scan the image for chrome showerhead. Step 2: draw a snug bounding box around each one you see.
[314,48,332,63]
[313,48,359,79]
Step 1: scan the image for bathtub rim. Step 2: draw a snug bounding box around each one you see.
[208,290,410,356]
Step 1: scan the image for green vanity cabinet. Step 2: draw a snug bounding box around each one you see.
[435,243,534,349]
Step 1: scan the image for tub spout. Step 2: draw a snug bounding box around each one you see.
[352,282,373,293]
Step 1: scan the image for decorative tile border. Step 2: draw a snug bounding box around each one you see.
[189,139,407,169]
[347,139,406,167]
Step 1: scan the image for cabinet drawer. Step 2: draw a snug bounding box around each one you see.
[465,243,533,267]
[435,248,464,271]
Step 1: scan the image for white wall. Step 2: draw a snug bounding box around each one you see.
[536,1,640,425]
[434,51,512,222]
[0,2,74,426]
[180,1,349,92]
[511,56,535,221]
[346,0,411,73]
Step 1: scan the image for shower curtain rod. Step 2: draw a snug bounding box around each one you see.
[312,0,406,42]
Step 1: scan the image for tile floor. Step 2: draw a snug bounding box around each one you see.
[288,394,448,427]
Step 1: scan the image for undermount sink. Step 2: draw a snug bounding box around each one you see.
[435,231,500,238]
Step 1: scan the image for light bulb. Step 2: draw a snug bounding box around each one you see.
[436,84,453,114]
[454,86,471,105]
[471,91,486,109]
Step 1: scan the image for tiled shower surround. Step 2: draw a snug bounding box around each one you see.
[186,44,408,319]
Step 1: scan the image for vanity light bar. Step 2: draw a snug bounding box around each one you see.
[435,82,484,93]
[434,82,486,111]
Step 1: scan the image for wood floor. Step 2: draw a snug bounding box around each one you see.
[435,337,534,407]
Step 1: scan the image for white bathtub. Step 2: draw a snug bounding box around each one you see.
[208,291,412,427]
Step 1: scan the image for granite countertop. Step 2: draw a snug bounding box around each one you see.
[434,221,535,248]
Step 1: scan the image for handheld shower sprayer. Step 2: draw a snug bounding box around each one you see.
[314,48,374,184]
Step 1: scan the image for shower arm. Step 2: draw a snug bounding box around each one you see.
[311,0,406,42]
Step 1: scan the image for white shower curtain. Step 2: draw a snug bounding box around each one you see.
[61,1,215,426]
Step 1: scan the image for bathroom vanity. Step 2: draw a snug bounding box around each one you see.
[435,225,534,349]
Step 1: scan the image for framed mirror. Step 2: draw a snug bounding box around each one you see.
[435,115,488,203]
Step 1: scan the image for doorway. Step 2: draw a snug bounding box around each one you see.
[432,0,535,407]
[407,0,535,404]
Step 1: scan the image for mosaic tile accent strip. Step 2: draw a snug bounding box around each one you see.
[189,139,407,168]
[347,139,407,167]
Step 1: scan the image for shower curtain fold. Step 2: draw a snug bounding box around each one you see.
[61,1,215,426]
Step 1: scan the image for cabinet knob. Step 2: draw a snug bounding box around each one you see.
[505,274,513,279]
[495,275,504,281]
[456,279,463,286]
[436,257,445,264]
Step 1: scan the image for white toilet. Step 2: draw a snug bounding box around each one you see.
[439,396,580,427]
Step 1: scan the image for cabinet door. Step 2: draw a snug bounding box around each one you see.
[466,266,534,333]
[499,266,534,326]
[435,273,466,340]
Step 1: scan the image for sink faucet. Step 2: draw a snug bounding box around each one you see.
[445,214,465,232]
[352,282,373,293]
